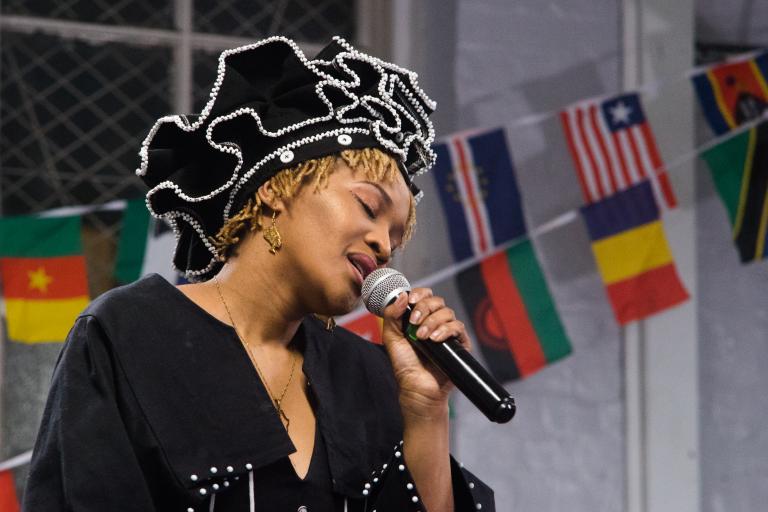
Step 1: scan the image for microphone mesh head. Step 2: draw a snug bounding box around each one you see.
[361,268,411,316]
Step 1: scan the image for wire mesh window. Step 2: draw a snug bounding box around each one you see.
[0,0,358,295]
[194,0,355,41]
[1,0,175,29]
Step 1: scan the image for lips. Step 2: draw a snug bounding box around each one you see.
[347,253,377,284]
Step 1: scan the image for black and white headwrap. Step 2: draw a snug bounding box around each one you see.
[136,36,437,282]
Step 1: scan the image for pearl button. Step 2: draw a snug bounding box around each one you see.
[398,464,405,471]
[395,451,401,458]
[373,478,379,483]
[245,463,253,470]
[383,464,388,469]
[187,508,194,512]
[363,489,369,496]
[199,488,207,496]
[224,481,230,487]
[411,496,419,503]
[469,482,475,489]
[210,467,217,474]
[364,483,371,489]
[280,150,295,163]
[476,504,482,510]
[406,483,414,490]
[226,466,234,472]
[337,134,352,145]
[190,474,198,482]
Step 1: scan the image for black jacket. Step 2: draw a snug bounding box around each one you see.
[23,274,494,511]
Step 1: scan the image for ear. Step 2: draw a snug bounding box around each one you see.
[256,180,286,214]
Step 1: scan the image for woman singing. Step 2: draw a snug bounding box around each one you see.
[23,36,495,511]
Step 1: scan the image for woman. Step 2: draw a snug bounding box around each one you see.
[23,36,495,511]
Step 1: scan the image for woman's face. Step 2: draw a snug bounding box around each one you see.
[271,158,412,316]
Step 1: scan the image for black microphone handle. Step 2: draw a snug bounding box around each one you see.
[399,303,516,424]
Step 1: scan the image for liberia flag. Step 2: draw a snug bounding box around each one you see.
[561,93,677,210]
[581,181,688,324]
[692,52,768,136]
[0,215,89,343]
[432,127,527,262]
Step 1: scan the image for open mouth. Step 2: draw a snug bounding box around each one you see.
[347,253,377,285]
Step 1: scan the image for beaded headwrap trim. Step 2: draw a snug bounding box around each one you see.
[136,36,437,281]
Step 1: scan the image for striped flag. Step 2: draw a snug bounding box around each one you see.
[340,312,383,344]
[561,92,677,210]
[114,199,183,285]
[432,127,527,262]
[0,470,20,512]
[456,240,572,382]
[701,121,768,262]
[0,215,89,343]
[692,52,768,136]
[581,181,688,324]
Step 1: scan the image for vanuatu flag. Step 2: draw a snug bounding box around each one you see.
[432,127,527,261]
[581,181,689,324]
[701,121,768,262]
[456,240,571,382]
[0,215,89,343]
[692,52,768,135]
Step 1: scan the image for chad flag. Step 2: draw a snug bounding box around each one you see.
[581,181,689,324]
[692,52,768,135]
[0,215,89,343]
[456,240,572,382]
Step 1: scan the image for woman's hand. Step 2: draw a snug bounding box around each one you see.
[380,287,473,422]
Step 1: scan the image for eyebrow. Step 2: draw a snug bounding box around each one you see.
[359,181,393,206]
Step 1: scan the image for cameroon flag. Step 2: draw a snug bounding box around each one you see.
[702,121,768,262]
[0,215,89,343]
[581,181,689,324]
[456,240,572,382]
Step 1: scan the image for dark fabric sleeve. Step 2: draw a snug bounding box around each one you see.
[22,315,158,512]
[361,441,495,512]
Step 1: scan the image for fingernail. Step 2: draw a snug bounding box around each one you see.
[410,310,422,324]
[429,327,445,340]
[408,295,418,304]
[416,326,428,339]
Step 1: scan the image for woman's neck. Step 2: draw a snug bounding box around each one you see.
[211,260,303,348]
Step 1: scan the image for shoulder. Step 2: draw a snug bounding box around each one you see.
[83,273,174,322]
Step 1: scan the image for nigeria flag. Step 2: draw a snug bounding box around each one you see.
[114,199,184,284]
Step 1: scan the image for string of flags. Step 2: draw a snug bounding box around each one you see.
[0,51,764,378]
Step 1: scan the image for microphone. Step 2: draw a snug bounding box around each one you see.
[362,268,516,424]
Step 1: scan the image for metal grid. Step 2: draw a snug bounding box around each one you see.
[1,0,174,28]
[0,2,356,297]
[194,0,355,42]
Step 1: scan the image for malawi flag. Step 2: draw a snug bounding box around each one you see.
[0,215,89,343]
[114,198,183,284]
[701,121,768,262]
[0,470,20,512]
[432,127,527,261]
[692,52,768,135]
[456,240,571,382]
[581,181,689,324]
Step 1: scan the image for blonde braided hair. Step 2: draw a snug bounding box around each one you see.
[211,148,417,261]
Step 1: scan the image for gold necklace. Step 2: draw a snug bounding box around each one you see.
[213,274,297,431]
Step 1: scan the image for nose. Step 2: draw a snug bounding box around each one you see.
[365,226,392,267]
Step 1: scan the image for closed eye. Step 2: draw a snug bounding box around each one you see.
[355,195,376,219]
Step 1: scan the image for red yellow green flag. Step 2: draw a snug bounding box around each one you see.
[0,215,89,343]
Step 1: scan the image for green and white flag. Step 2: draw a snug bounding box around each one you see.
[115,199,181,284]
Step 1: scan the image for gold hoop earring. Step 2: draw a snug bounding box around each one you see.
[263,211,282,254]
